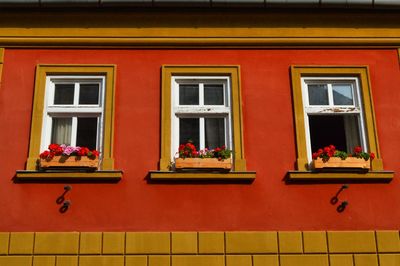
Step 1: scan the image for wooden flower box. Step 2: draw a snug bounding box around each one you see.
[175,158,232,170]
[313,157,370,170]
[39,155,99,169]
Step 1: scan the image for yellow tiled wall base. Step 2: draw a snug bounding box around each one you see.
[0,231,398,266]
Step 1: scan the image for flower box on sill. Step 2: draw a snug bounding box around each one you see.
[40,155,99,169]
[313,157,370,170]
[175,158,232,170]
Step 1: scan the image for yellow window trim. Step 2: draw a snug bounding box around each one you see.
[0,48,4,82]
[290,65,383,172]
[26,64,117,170]
[160,65,247,172]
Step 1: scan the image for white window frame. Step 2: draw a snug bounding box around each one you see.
[41,75,106,154]
[171,76,233,160]
[301,76,368,163]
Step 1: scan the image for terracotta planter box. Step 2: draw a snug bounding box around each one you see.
[313,157,370,170]
[39,155,99,169]
[175,158,232,170]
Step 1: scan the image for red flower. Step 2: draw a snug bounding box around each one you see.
[77,147,89,156]
[354,146,362,154]
[48,143,60,152]
[329,145,336,151]
[91,150,100,157]
[179,144,185,151]
[214,147,221,152]
[312,152,318,159]
[54,147,63,156]
[40,150,50,159]
[323,147,330,153]
[370,153,375,160]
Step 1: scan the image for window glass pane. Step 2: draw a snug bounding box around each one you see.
[54,84,74,104]
[179,118,199,149]
[205,118,225,149]
[204,84,224,105]
[51,117,72,145]
[79,83,100,105]
[333,84,354,105]
[309,115,360,153]
[179,84,199,105]
[308,84,329,105]
[76,117,98,150]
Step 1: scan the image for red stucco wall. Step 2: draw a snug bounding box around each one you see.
[0,49,399,231]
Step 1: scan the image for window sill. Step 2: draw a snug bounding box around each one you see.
[286,170,394,183]
[149,171,256,182]
[14,170,123,183]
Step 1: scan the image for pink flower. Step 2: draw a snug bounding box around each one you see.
[63,146,75,156]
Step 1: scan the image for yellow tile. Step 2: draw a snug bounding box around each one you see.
[376,231,400,252]
[278,232,302,253]
[34,232,79,255]
[80,232,102,254]
[226,255,252,266]
[379,254,400,266]
[33,256,56,266]
[79,255,124,266]
[126,232,170,254]
[126,255,147,266]
[253,255,279,266]
[303,231,327,253]
[102,232,125,254]
[329,255,354,266]
[0,256,32,266]
[354,254,378,266]
[0,232,10,254]
[56,256,78,266]
[226,232,278,254]
[172,255,224,266]
[9,232,34,254]
[328,231,376,253]
[149,255,170,266]
[198,232,224,254]
[280,255,329,266]
[172,232,197,254]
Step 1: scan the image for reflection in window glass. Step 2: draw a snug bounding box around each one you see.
[179,84,199,105]
[204,84,224,105]
[51,117,72,145]
[205,118,225,149]
[79,84,100,105]
[54,84,74,105]
[333,84,354,105]
[179,118,199,149]
[308,84,329,105]
[76,117,98,150]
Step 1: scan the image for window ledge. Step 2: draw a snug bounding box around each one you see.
[286,170,394,183]
[149,171,256,181]
[14,170,122,183]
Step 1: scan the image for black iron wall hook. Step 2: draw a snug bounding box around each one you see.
[57,185,72,213]
[56,185,72,204]
[330,184,349,205]
[337,201,348,213]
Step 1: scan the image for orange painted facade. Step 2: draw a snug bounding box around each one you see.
[0,48,398,232]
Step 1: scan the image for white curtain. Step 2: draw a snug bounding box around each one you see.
[51,117,72,145]
[344,115,361,152]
